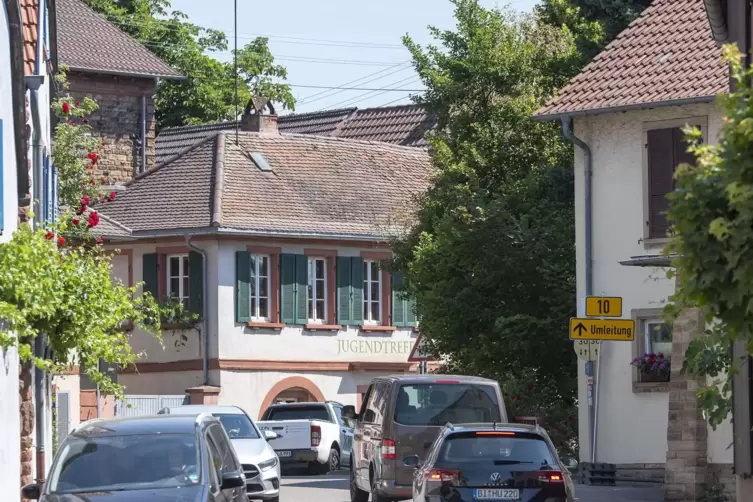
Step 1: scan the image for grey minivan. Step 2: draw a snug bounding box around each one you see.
[341,374,508,502]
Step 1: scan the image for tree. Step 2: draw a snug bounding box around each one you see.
[84,0,294,130]
[667,45,753,428]
[392,0,578,450]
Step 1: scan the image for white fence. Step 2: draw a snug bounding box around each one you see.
[115,395,188,417]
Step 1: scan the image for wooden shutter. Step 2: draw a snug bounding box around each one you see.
[391,272,406,326]
[337,256,352,324]
[280,254,297,324]
[350,257,364,324]
[188,251,204,317]
[295,254,308,324]
[236,251,251,323]
[647,128,676,238]
[142,253,159,299]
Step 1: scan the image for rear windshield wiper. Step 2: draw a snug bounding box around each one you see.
[493,460,534,465]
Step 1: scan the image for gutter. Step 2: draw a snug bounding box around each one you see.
[560,116,601,465]
[5,0,30,201]
[185,236,209,385]
[533,95,719,123]
[65,66,187,81]
[100,225,391,242]
[704,0,729,46]
[140,94,147,173]
[33,333,46,483]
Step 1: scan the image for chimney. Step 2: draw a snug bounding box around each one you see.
[241,96,279,135]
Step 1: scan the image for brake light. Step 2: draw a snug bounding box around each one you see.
[475,431,516,436]
[426,469,460,484]
[311,425,321,447]
[434,380,460,384]
[381,438,396,460]
[537,471,564,482]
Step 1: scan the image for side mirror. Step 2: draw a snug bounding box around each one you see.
[403,455,420,468]
[264,429,279,441]
[221,471,246,490]
[21,483,41,500]
[342,405,357,420]
[561,456,579,471]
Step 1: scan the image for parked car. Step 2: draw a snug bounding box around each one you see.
[258,400,354,474]
[342,374,508,502]
[158,405,281,502]
[403,423,577,502]
[21,413,247,501]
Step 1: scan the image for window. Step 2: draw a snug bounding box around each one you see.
[250,255,270,321]
[167,254,189,305]
[362,381,389,425]
[207,423,240,473]
[632,308,673,386]
[645,122,702,240]
[363,260,381,324]
[262,405,331,422]
[394,383,502,426]
[308,257,327,322]
[436,432,557,467]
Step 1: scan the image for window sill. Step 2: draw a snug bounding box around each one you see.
[360,325,396,333]
[305,324,342,331]
[643,237,671,250]
[246,322,286,330]
[632,381,670,393]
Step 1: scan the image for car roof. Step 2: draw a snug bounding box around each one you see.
[70,414,212,437]
[266,401,329,407]
[442,422,545,436]
[380,374,499,385]
[162,405,246,415]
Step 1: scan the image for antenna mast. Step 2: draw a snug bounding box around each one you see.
[234,0,239,145]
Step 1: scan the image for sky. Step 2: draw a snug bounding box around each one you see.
[169,0,540,114]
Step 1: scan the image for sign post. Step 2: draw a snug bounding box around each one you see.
[409,334,435,374]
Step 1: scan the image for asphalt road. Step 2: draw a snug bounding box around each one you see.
[279,472,664,502]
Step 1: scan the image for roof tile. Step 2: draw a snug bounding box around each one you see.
[534,0,728,118]
[20,0,38,75]
[56,0,181,78]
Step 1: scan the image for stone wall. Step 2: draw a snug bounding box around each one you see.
[614,463,665,484]
[67,72,157,183]
[19,362,33,498]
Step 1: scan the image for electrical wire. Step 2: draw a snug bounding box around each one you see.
[297,63,413,106]
[315,76,420,112]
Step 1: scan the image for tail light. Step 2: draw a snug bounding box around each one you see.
[425,469,461,484]
[537,471,564,482]
[475,431,516,436]
[381,438,396,460]
[311,425,321,447]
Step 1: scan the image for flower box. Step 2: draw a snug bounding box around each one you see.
[631,353,671,383]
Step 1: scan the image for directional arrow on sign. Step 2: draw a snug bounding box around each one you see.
[573,322,587,337]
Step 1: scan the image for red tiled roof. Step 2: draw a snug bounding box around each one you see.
[534,0,729,118]
[20,0,38,75]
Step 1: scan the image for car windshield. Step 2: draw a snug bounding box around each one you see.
[394,384,501,425]
[437,432,557,468]
[47,433,200,494]
[264,405,330,421]
[214,413,260,439]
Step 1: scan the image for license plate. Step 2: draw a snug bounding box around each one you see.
[276,450,292,458]
[473,488,520,500]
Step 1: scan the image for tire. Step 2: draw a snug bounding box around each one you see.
[350,463,369,502]
[328,448,340,472]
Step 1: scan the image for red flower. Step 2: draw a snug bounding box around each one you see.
[87,211,100,229]
[527,383,533,391]
[81,195,91,207]
[76,206,85,216]
[72,219,80,225]
[512,395,520,401]
[75,101,80,106]
[89,178,96,185]
[57,236,65,247]
[109,191,116,201]
[97,236,104,245]
[44,230,54,240]
[83,118,89,124]
[62,102,70,114]
[657,352,664,359]
[87,152,98,165]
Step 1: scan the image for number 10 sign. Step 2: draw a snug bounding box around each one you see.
[585,296,622,318]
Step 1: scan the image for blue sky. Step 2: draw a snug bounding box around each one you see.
[169,0,539,113]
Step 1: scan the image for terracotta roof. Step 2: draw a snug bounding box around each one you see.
[154,104,434,164]
[534,0,729,118]
[20,0,38,75]
[98,132,432,239]
[56,0,181,79]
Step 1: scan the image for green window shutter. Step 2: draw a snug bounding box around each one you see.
[337,256,352,325]
[391,272,406,327]
[294,254,308,324]
[142,253,159,300]
[235,251,251,323]
[188,251,204,317]
[350,257,364,324]
[406,297,418,327]
[280,254,297,324]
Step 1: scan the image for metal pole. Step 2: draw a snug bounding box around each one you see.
[233,0,239,145]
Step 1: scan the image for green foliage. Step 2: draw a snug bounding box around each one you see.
[158,295,201,349]
[84,0,295,130]
[392,0,578,452]
[666,45,753,429]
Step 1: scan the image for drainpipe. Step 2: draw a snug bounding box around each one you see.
[185,236,209,385]
[34,334,46,483]
[561,116,601,464]
[140,94,147,173]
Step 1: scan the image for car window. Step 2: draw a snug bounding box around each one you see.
[207,423,240,473]
[358,385,373,418]
[46,433,200,494]
[263,405,331,421]
[436,432,557,468]
[394,383,501,426]
[362,381,389,425]
[331,404,343,425]
[214,413,260,439]
[205,439,221,492]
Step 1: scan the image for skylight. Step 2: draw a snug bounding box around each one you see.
[249,151,273,172]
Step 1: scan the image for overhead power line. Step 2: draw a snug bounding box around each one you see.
[290,84,423,91]
[297,63,413,105]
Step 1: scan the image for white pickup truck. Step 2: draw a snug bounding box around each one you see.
[257,401,354,474]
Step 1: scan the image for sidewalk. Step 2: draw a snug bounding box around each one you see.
[575,484,663,502]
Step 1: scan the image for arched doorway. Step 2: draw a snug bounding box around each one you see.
[258,376,326,419]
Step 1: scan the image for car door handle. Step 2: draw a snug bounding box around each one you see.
[342,429,349,433]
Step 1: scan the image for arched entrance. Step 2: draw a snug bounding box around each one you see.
[258,376,326,419]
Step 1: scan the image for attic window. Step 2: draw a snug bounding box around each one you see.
[250,152,272,172]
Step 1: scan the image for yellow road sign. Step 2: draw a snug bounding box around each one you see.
[585,296,623,317]
[569,318,635,341]
[573,340,600,361]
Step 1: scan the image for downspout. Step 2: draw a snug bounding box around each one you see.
[140,94,147,173]
[34,334,46,483]
[561,116,601,464]
[186,237,209,385]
